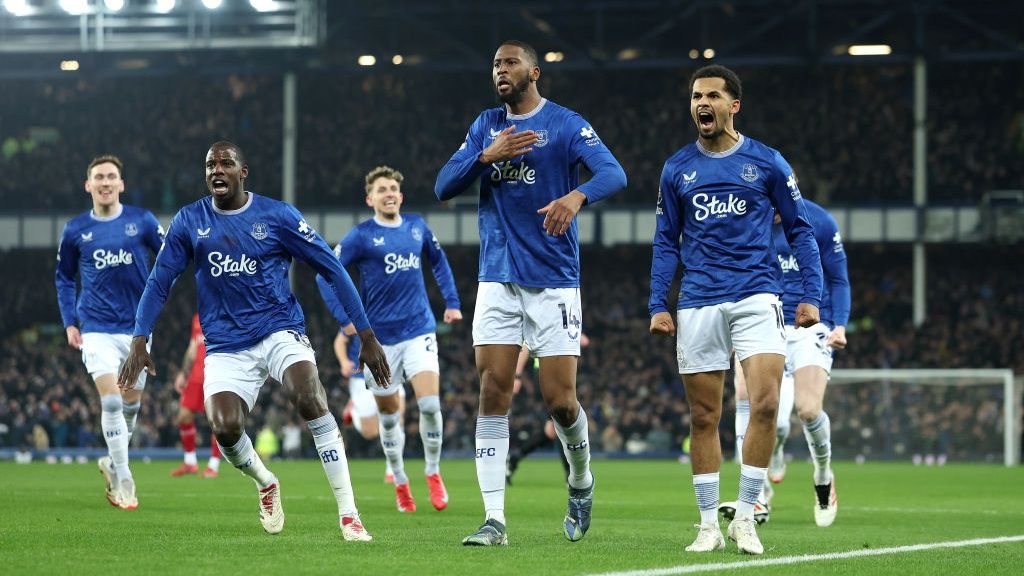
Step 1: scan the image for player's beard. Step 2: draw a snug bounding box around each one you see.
[497,76,531,105]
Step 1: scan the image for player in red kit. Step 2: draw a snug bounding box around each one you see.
[170,314,221,477]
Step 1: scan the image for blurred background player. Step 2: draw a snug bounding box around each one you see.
[436,40,626,545]
[119,141,390,540]
[169,313,222,478]
[318,165,462,513]
[506,334,591,485]
[333,323,405,483]
[723,199,849,527]
[55,154,164,510]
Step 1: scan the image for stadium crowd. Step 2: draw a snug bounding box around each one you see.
[1,63,1020,211]
[1,243,1020,462]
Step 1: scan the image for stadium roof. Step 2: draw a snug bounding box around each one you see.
[0,0,1020,77]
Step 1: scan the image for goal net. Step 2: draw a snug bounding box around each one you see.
[802,369,1021,466]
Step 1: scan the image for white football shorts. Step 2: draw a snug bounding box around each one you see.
[784,323,834,375]
[364,333,439,397]
[204,330,317,410]
[81,332,150,390]
[676,293,787,374]
[473,282,582,357]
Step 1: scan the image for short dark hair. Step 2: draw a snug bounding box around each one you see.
[500,39,539,68]
[208,140,246,166]
[689,65,742,100]
[85,155,124,182]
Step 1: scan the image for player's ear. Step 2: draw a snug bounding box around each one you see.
[240,164,249,180]
[365,194,374,208]
[731,99,741,114]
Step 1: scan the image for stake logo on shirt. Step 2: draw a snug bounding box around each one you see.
[691,192,748,221]
[93,248,134,269]
[383,252,421,274]
[490,160,536,185]
[208,251,258,277]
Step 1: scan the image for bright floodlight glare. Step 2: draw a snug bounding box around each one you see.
[357,55,376,66]
[59,0,89,15]
[154,0,175,13]
[201,0,223,9]
[543,51,564,63]
[60,60,80,71]
[703,48,715,59]
[104,0,125,11]
[848,44,892,56]
[249,0,274,11]
[4,0,31,17]
[391,54,403,65]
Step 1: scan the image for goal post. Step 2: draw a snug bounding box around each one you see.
[829,369,1021,466]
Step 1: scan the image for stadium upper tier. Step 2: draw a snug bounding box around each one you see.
[0,63,1020,211]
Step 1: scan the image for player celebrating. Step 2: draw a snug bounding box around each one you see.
[723,200,849,527]
[169,313,222,478]
[56,155,164,510]
[117,141,391,541]
[649,65,823,555]
[317,165,462,513]
[436,40,626,545]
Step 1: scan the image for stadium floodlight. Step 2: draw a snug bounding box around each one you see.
[154,0,175,13]
[249,0,275,12]
[201,0,222,9]
[357,55,376,66]
[60,59,80,71]
[391,54,403,65]
[59,0,89,15]
[703,48,715,59]
[543,51,564,63]
[3,0,31,16]
[848,44,892,56]
[104,0,125,11]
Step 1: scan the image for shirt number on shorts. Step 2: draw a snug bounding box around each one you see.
[770,303,786,339]
[287,330,312,349]
[558,303,569,329]
[424,335,436,353]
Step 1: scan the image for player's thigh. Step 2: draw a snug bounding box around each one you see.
[204,347,270,412]
[473,282,524,346]
[537,355,578,407]
[81,332,150,391]
[522,286,582,357]
[677,304,731,374]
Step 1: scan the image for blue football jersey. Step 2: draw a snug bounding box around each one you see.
[55,205,164,334]
[650,134,823,313]
[133,193,369,353]
[774,200,850,328]
[436,98,626,288]
[317,214,460,345]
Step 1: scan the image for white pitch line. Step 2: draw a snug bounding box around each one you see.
[582,535,1024,576]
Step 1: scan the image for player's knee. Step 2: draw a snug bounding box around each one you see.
[547,401,578,427]
[208,414,244,445]
[416,395,440,416]
[379,411,401,431]
[690,408,720,432]
[289,381,327,415]
[796,403,821,423]
[100,394,123,413]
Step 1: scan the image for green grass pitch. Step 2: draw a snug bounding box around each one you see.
[2,458,1022,575]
